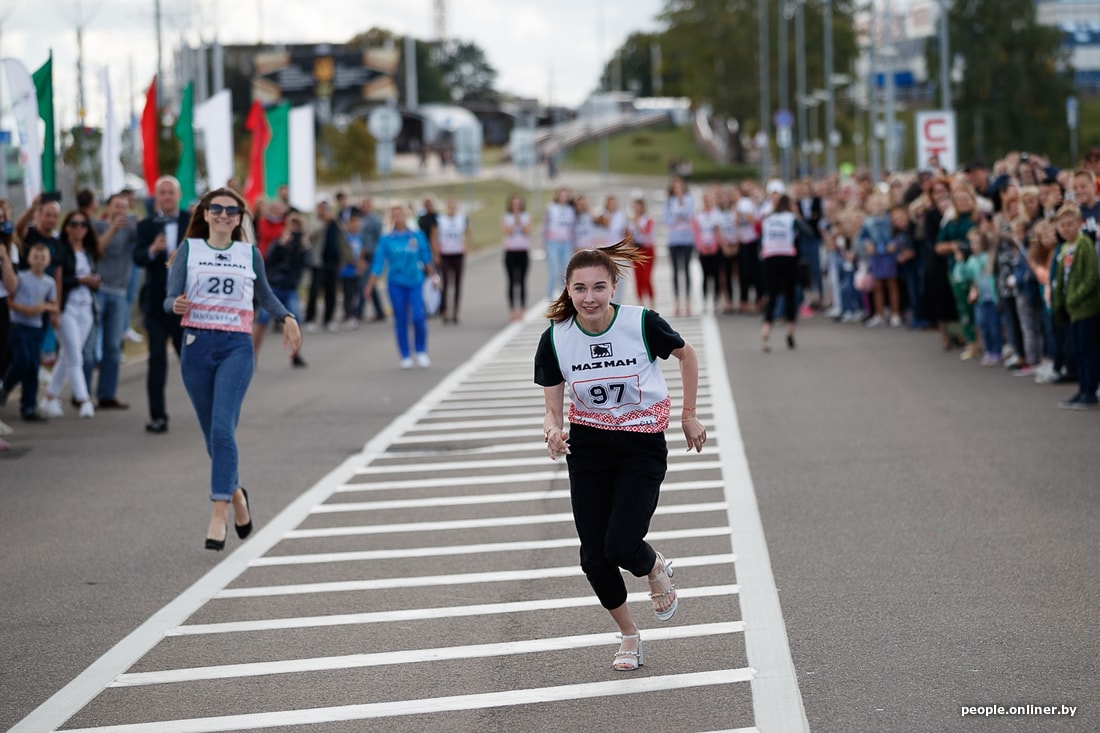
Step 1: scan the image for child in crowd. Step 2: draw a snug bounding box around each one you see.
[961,228,1002,366]
[1029,220,1059,382]
[859,194,901,327]
[628,197,656,308]
[1008,217,1043,375]
[835,209,865,323]
[0,244,59,420]
[891,204,918,326]
[1050,204,1100,409]
[991,217,1024,366]
[340,210,364,327]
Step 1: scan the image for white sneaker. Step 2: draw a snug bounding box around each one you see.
[1003,354,1021,368]
[889,314,902,327]
[400,357,414,369]
[305,322,319,334]
[415,352,431,368]
[78,401,95,419]
[325,322,340,333]
[40,397,64,418]
[123,327,145,344]
[865,315,886,328]
[825,307,842,319]
[0,419,13,436]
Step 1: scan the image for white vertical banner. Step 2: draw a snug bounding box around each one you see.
[2,58,43,202]
[915,110,957,172]
[194,89,233,192]
[288,104,315,213]
[97,67,126,196]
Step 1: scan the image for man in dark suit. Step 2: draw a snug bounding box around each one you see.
[133,176,190,433]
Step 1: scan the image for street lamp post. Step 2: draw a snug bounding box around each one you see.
[795,0,807,178]
[758,0,771,182]
[824,0,837,175]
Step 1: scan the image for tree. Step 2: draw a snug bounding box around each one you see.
[926,0,1075,162]
[437,40,499,103]
[599,32,682,97]
[651,0,857,134]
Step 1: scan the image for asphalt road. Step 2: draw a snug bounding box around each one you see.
[3,202,1098,731]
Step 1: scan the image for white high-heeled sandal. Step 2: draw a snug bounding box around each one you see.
[612,633,644,671]
[648,552,679,622]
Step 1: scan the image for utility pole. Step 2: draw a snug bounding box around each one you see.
[778,0,790,182]
[757,0,770,182]
[824,0,837,175]
[795,0,807,178]
[868,0,881,182]
[939,0,951,111]
[883,0,898,173]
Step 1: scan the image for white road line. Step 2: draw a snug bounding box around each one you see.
[250,526,730,566]
[323,476,723,510]
[403,412,716,432]
[702,314,810,733]
[170,585,743,636]
[285,501,731,539]
[356,453,720,474]
[378,431,712,457]
[63,670,756,732]
[215,553,738,599]
[337,477,723,498]
[111,622,746,687]
[430,396,715,413]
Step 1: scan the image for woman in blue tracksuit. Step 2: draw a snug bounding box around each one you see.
[363,205,440,369]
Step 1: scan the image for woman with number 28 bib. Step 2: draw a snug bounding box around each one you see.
[166,188,302,551]
[534,241,707,671]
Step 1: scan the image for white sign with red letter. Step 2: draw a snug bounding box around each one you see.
[916,110,957,172]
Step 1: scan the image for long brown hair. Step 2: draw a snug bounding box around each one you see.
[545,237,648,323]
[60,209,101,260]
[185,187,252,242]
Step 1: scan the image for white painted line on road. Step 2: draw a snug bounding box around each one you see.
[702,314,810,733]
[377,431,711,457]
[215,553,738,599]
[340,476,722,497]
[8,317,537,733]
[430,396,715,413]
[355,454,721,477]
[112,622,746,687]
[352,453,726,482]
[322,475,723,511]
[64,669,756,732]
[171,585,742,636]
[403,412,715,433]
[285,501,732,539]
[250,525,730,566]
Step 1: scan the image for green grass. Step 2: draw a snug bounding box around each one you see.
[560,125,757,180]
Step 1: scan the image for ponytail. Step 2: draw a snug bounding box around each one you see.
[545,235,648,322]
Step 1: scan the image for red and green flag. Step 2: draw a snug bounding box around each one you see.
[31,53,55,192]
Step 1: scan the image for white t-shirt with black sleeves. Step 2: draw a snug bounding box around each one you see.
[534,304,685,434]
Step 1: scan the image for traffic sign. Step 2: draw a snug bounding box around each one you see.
[375,141,395,175]
[1067,96,1078,130]
[368,106,402,143]
[510,128,536,168]
[773,109,794,128]
[776,127,792,150]
[453,124,483,176]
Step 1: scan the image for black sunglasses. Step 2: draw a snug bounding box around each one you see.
[68,220,89,228]
[207,204,242,217]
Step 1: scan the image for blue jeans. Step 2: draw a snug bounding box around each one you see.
[3,324,45,415]
[1069,316,1099,400]
[388,281,427,359]
[180,329,254,502]
[975,300,1002,356]
[798,236,823,297]
[92,287,129,399]
[545,240,572,299]
[899,261,924,324]
[840,267,860,313]
[256,287,301,326]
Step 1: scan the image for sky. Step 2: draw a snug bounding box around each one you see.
[1,0,666,130]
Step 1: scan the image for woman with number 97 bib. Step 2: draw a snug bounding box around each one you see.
[533,241,707,671]
[165,188,302,551]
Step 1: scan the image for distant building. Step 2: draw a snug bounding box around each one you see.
[1037,0,1100,90]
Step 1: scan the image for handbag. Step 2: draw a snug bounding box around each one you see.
[422,276,442,317]
[854,263,873,293]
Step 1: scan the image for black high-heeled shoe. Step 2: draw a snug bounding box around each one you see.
[205,522,228,551]
[234,487,253,540]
